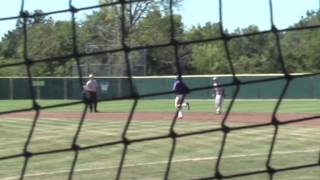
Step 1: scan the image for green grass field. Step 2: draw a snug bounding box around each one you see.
[0,99,319,180]
[0,99,319,113]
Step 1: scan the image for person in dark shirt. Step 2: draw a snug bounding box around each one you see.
[172,76,190,119]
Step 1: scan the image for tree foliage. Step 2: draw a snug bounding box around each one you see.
[0,4,319,76]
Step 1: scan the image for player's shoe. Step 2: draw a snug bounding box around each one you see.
[178,110,183,119]
[186,102,190,110]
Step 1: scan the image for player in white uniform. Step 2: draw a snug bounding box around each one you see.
[83,74,99,112]
[212,77,224,115]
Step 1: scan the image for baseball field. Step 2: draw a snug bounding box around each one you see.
[0,99,319,180]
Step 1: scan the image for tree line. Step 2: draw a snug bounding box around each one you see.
[0,0,319,76]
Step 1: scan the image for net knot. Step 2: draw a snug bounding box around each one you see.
[25,58,34,66]
[131,91,139,99]
[169,131,177,139]
[271,117,279,127]
[24,151,33,158]
[221,32,230,41]
[73,49,80,58]
[170,39,179,46]
[33,102,41,111]
[285,73,293,81]
[233,77,241,86]
[122,45,130,52]
[70,5,78,13]
[215,171,223,179]
[222,124,230,134]
[267,165,276,175]
[123,137,131,145]
[72,144,81,151]
[20,11,29,18]
[271,25,278,33]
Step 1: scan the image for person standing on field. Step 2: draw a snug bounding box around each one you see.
[172,76,190,119]
[212,77,224,115]
[84,74,99,112]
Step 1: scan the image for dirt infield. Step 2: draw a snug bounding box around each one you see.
[1,111,319,126]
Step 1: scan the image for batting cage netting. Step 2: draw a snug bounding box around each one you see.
[0,0,319,179]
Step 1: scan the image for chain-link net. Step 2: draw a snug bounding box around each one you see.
[0,0,319,180]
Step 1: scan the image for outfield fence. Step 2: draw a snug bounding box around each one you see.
[0,74,319,100]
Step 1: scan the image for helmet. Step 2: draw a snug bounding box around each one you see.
[212,77,217,81]
[89,74,94,78]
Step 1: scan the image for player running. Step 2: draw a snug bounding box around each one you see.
[212,77,224,115]
[172,76,190,119]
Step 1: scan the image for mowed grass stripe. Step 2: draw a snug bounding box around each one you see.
[2,118,318,149]
[0,99,318,180]
[1,149,318,180]
[0,99,319,113]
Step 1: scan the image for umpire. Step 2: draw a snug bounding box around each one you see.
[83,74,99,112]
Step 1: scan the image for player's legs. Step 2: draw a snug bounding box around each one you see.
[92,92,98,112]
[175,95,190,109]
[215,95,223,114]
[83,91,92,112]
[175,95,191,119]
[175,95,184,119]
[88,91,99,112]
[181,102,190,110]
[89,104,93,112]
[89,102,93,113]
[175,95,182,108]
[94,102,98,112]
[177,110,183,119]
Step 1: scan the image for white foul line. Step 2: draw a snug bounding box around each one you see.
[1,149,318,180]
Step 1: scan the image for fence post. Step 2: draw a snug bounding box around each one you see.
[118,78,122,98]
[64,78,67,100]
[37,78,41,100]
[9,78,13,99]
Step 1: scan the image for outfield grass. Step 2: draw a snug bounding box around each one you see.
[0,99,319,180]
[0,118,319,180]
[0,99,319,113]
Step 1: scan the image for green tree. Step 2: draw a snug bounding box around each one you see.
[0,30,21,59]
[23,18,74,76]
[190,42,229,74]
[80,1,184,75]
[183,22,229,74]
[228,25,282,73]
[281,10,320,73]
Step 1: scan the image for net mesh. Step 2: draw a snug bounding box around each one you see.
[0,0,319,180]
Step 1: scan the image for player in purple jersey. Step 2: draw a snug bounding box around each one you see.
[172,76,190,119]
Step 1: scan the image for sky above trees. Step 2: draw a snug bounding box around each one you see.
[0,0,319,38]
